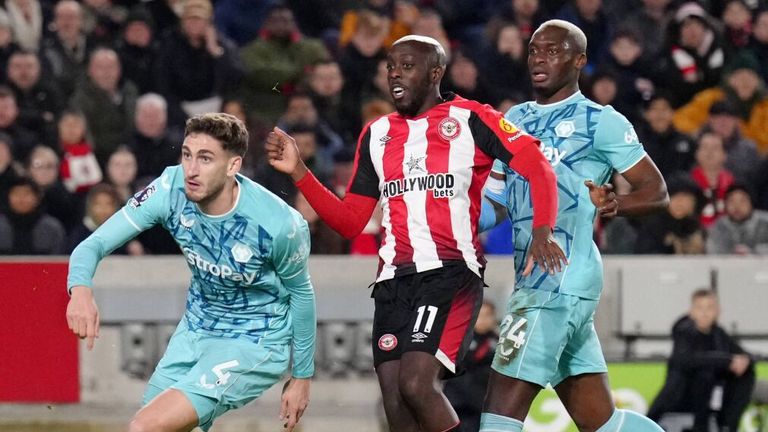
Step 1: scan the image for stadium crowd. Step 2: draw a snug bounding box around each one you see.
[0,0,767,256]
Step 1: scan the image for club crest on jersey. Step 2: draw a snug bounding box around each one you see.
[128,185,156,208]
[378,333,398,351]
[231,242,253,263]
[498,117,518,134]
[438,117,461,140]
[555,120,575,138]
[180,213,195,229]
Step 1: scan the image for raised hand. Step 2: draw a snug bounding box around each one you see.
[265,127,307,181]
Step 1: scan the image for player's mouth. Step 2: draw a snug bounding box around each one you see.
[531,71,549,83]
[186,180,201,191]
[391,84,406,100]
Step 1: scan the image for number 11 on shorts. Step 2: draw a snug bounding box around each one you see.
[413,305,438,333]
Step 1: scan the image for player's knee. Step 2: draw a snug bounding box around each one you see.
[398,369,437,403]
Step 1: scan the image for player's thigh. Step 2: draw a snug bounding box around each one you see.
[491,289,574,388]
[371,277,415,369]
[131,388,198,432]
[407,265,484,376]
[552,298,607,387]
[144,319,198,405]
[172,339,291,431]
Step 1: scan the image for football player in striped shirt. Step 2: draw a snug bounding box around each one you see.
[66,113,316,432]
[480,20,668,432]
[266,35,566,432]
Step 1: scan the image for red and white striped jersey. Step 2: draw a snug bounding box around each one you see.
[347,94,538,281]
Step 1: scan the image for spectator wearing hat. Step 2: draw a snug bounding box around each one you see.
[673,51,768,155]
[657,2,725,107]
[707,183,768,255]
[0,176,66,255]
[6,50,64,148]
[240,4,328,122]
[155,0,243,128]
[115,6,158,94]
[4,0,44,52]
[41,0,94,100]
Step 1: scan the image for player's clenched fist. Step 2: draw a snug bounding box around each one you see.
[265,127,306,181]
[66,286,100,350]
[585,180,618,218]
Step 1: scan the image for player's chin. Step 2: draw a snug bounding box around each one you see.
[184,189,205,203]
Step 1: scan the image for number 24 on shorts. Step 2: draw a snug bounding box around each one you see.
[497,314,528,362]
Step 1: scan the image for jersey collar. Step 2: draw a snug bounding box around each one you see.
[532,91,584,109]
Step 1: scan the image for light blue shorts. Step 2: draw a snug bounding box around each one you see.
[491,288,607,388]
[143,319,290,431]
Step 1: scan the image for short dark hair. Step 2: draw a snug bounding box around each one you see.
[184,113,248,157]
[725,183,755,202]
[9,176,41,197]
[691,288,716,302]
[86,182,121,207]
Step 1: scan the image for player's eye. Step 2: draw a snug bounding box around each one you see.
[548,48,558,55]
[200,156,211,163]
[386,63,394,71]
[182,152,191,160]
[403,63,413,69]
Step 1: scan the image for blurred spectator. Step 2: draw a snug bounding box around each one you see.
[498,0,547,41]
[361,58,391,104]
[115,6,158,94]
[58,109,102,195]
[707,183,768,255]
[585,70,620,110]
[25,145,78,231]
[306,60,354,143]
[748,9,768,80]
[480,21,532,104]
[4,0,43,52]
[701,101,762,181]
[339,0,418,49]
[691,131,734,228]
[41,0,93,99]
[647,289,755,432]
[240,4,328,121]
[635,175,706,254]
[434,0,497,48]
[70,48,138,168]
[214,0,274,47]
[616,0,673,60]
[602,29,655,121]
[221,97,265,177]
[444,300,498,432]
[0,176,66,255]
[673,52,768,155]
[636,92,696,179]
[156,0,243,128]
[7,50,64,148]
[104,145,137,202]
[657,2,725,107]
[130,93,181,180]
[445,48,495,106]
[556,0,615,71]
[721,0,753,52]
[339,9,389,132]
[286,0,345,42]
[410,8,452,61]
[0,9,20,83]
[0,132,19,212]
[67,182,140,254]
[144,0,180,35]
[81,0,128,45]
[277,93,343,168]
[0,85,40,163]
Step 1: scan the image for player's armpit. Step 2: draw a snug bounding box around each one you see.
[295,171,378,239]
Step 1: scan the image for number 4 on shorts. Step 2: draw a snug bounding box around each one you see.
[199,359,240,389]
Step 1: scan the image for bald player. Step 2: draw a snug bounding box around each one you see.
[480,20,668,431]
[266,35,566,431]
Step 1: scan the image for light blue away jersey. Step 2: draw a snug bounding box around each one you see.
[491,92,646,300]
[68,165,316,377]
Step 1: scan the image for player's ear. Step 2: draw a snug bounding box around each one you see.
[574,53,587,70]
[228,155,242,176]
[431,65,444,83]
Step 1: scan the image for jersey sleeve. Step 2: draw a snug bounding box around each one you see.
[594,107,647,174]
[67,169,174,292]
[468,104,540,165]
[346,125,380,199]
[484,159,508,206]
[272,212,316,379]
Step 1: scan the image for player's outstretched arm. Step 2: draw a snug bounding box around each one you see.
[66,286,100,350]
[265,127,378,238]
